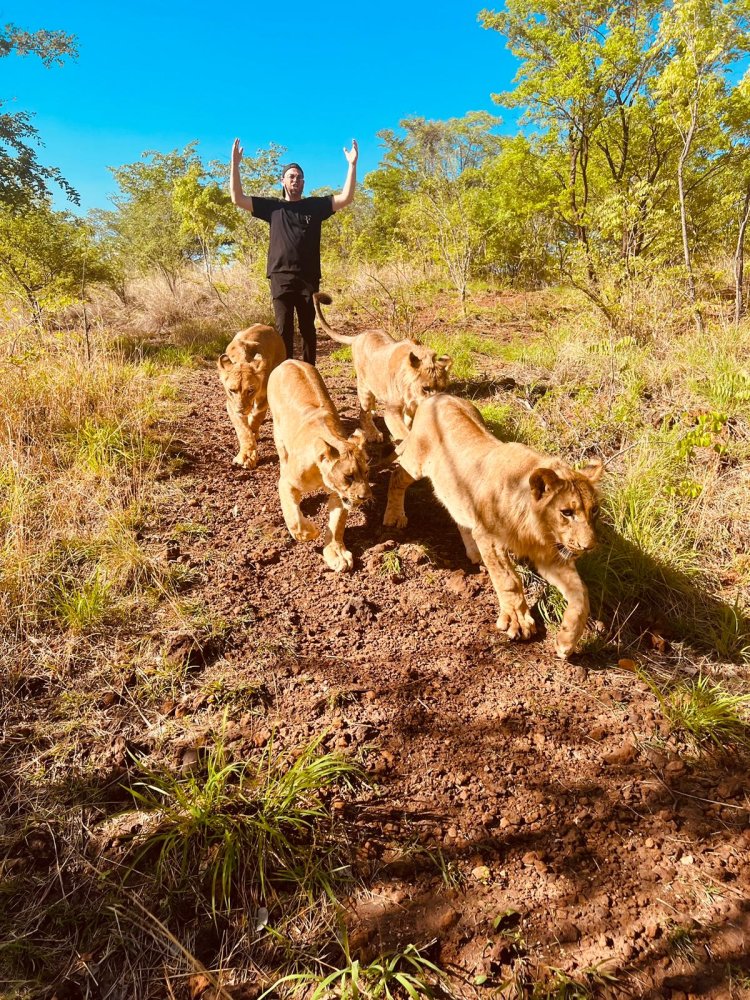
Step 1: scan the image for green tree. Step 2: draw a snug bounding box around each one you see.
[107,146,199,291]
[480,0,750,324]
[0,23,78,207]
[319,187,375,272]
[481,136,560,286]
[0,202,105,327]
[480,0,669,309]
[652,0,750,332]
[369,113,503,307]
[172,162,235,278]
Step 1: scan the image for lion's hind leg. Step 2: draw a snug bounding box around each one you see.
[458,526,482,564]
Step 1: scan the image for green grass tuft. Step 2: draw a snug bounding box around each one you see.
[381,550,403,576]
[48,567,113,633]
[478,402,516,440]
[642,671,750,751]
[267,942,449,1000]
[125,733,365,911]
[423,330,505,382]
[331,345,353,363]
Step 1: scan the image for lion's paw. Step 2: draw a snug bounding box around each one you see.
[234,451,258,469]
[293,521,319,542]
[497,610,536,641]
[363,426,384,443]
[323,545,354,572]
[554,630,578,660]
[383,511,408,530]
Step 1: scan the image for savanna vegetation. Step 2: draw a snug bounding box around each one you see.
[2,5,750,999]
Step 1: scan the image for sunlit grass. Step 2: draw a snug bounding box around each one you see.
[0,333,180,647]
[331,345,353,363]
[642,672,750,751]
[47,567,113,633]
[423,330,505,381]
[478,401,518,440]
[267,942,450,1000]
[381,550,403,576]
[126,734,365,911]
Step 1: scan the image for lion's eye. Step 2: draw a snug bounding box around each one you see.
[561,508,574,519]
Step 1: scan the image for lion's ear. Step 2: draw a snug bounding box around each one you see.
[348,428,367,451]
[409,351,421,369]
[319,442,340,465]
[217,353,233,371]
[437,354,453,372]
[580,457,604,485]
[250,352,268,374]
[529,467,562,501]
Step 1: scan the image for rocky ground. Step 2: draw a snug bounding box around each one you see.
[144,328,750,999]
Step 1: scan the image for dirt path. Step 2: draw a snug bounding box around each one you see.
[156,340,750,998]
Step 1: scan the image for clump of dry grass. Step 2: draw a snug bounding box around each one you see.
[0,324,184,660]
[85,266,276,345]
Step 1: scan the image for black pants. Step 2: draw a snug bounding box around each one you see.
[272,287,318,365]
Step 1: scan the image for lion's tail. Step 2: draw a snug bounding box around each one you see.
[313,292,357,345]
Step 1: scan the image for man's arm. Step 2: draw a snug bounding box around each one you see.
[230,138,254,213]
[331,139,358,212]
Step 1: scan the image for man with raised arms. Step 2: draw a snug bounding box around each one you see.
[230,139,358,365]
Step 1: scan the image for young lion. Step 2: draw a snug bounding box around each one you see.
[313,292,452,443]
[267,360,371,572]
[217,324,286,468]
[384,394,603,659]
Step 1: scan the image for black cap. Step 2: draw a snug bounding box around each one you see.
[281,162,303,177]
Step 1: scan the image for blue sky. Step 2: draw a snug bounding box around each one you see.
[5,0,518,214]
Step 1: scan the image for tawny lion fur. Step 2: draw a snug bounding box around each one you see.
[217,324,286,469]
[384,394,603,659]
[313,291,452,443]
[267,360,371,573]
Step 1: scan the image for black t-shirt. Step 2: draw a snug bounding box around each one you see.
[251,195,334,286]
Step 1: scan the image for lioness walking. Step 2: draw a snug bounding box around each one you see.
[217,324,286,469]
[313,291,452,443]
[384,394,603,659]
[267,360,371,572]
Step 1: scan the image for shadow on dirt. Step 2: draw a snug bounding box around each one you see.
[450,375,521,399]
[583,524,750,664]
[333,713,750,992]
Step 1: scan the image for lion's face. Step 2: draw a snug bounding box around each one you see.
[319,430,372,511]
[403,347,452,408]
[530,460,603,560]
[218,354,267,414]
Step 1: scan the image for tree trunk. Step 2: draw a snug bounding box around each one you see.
[734,181,750,324]
[677,109,704,335]
[81,255,92,363]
